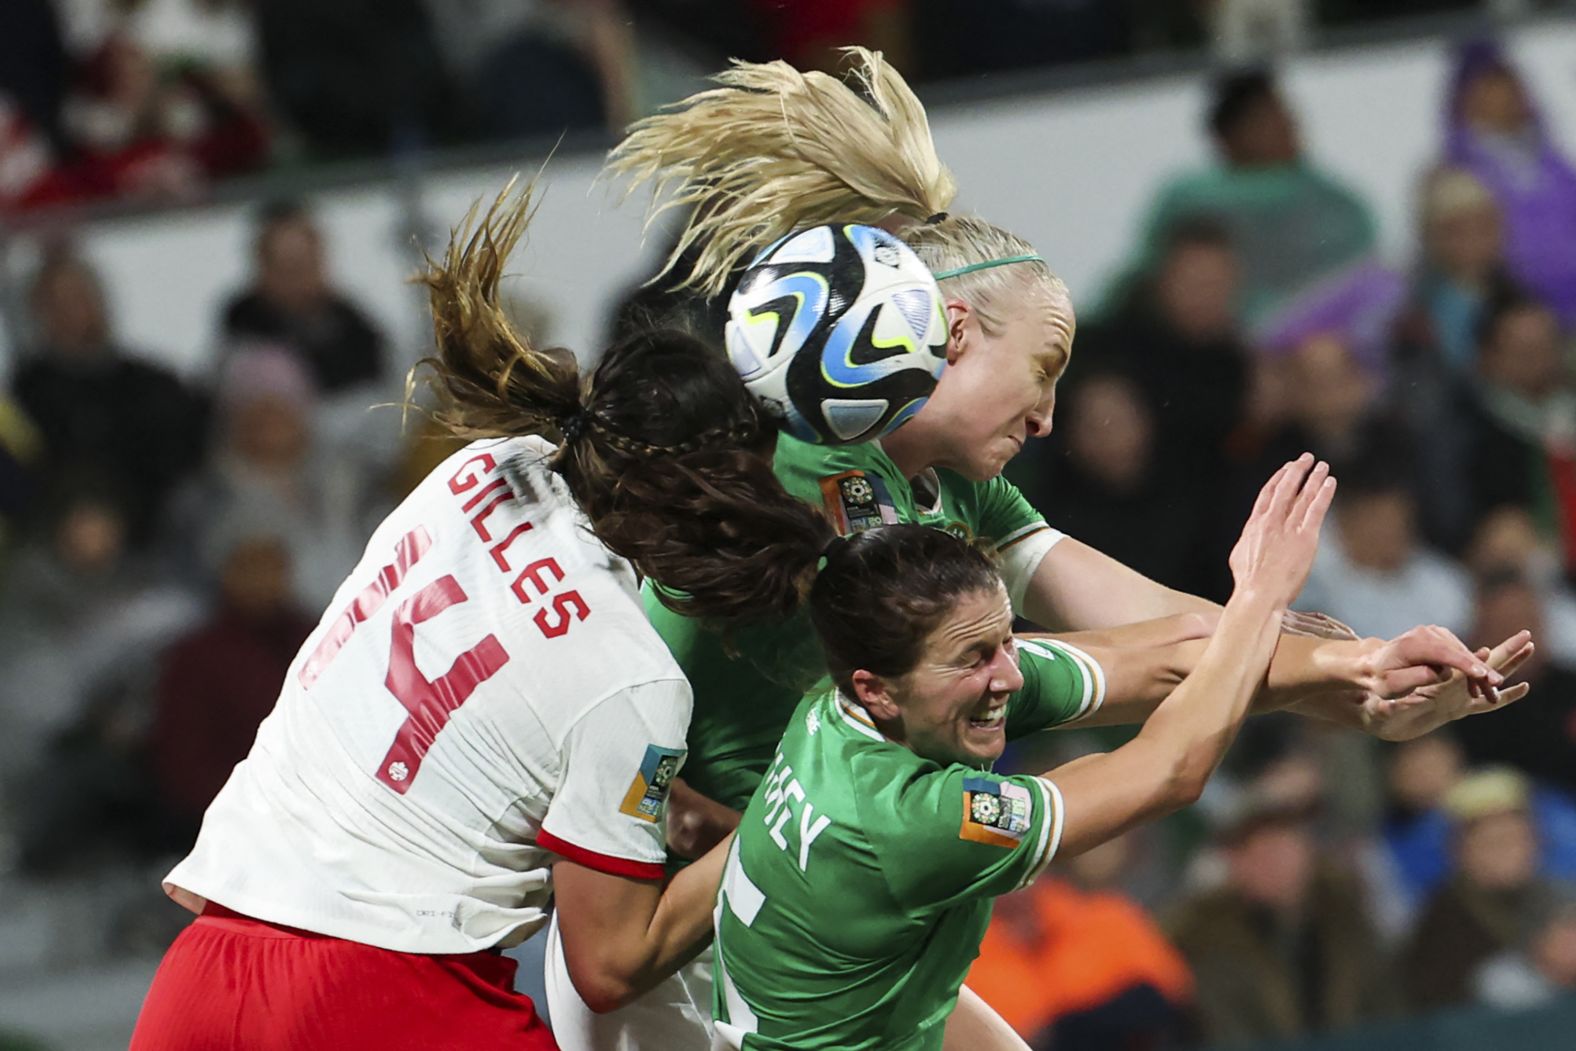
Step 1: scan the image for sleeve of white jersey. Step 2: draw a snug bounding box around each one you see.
[536,677,692,881]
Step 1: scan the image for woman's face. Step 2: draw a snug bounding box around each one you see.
[1426,202,1502,281]
[875,583,1023,767]
[916,286,1075,481]
[1460,69,1532,136]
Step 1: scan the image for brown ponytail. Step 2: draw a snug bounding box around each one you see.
[415,178,836,621]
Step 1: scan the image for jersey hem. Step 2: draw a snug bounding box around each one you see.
[537,828,666,881]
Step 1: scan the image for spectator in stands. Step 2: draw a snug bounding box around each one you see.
[1458,568,1576,796]
[1402,767,1567,1011]
[1467,506,1576,664]
[220,201,387,394]
[256,0,455,157]
[1377,734,1576,938]
[59,31,269,202]
[1390,167,1519,550]
[1464,290,1576,557]
[1166,797,1396,1044]
[117,0,262,104]
[11,249,206,541]
[0,93,74,212]
[1079,219,1249,484]
[150,522,312,841]
[1399,167,1516,374]
[1297,466,1472,640]
[165,345,380,612]
[0,477,201,872]
[1221,332,1427,584]
[1444,39,1576,327]
[1118,68,1379,333]
[968,832,1192,1050]
[1475,889,1576,1010]
[423,0,635,140]
[1014,371,1214,598]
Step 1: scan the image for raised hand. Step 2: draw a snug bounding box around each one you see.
[1359,630,1535,742]
[1228,455,1337,608]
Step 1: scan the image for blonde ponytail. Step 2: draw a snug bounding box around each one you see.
[608,47,957,296]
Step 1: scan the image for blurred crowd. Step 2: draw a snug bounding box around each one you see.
[981,38,1576,1051]
[0,3,1575,1051]
[1,0,1568,214]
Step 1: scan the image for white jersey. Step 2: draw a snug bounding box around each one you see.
[166,437,691,954]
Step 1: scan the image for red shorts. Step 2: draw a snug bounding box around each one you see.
[130,905,558,1050]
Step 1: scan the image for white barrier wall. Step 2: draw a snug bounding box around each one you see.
[11,19,1576,378]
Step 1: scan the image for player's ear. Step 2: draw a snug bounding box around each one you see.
[944,300,971,366]
[850,668,899,721]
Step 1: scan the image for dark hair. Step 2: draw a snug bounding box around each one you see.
[809,525,1003,696]
[1159,216,1234,259]
[1475,286,1552,351]
[1208,68,1278,139]
[253,198,316,257]
[416,179,835,621]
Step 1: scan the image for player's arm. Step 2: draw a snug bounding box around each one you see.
[1018,537,1217,633]
[1024,622,1497,730]
[552,833,733,1013]
[943,986,1031,1051]
[537,679,727,1013]
[1043,457,1330,858]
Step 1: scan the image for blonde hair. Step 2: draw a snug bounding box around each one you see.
[608,48,1065,334]
[1419,166,1496,228]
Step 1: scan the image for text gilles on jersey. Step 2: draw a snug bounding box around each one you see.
[447,451,592,637]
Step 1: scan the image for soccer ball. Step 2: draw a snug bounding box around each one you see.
[725,224,949,445]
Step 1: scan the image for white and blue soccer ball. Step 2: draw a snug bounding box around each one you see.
[725,224,949,445]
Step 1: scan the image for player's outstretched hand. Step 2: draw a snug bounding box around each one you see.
[1361,623,1502,700]
[1228,454,1336,608]
[1359,630,1535,742]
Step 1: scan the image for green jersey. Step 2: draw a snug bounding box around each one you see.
[711,638,1105,1051]
[644,435,1062,813]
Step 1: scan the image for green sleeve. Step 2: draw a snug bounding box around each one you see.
[860,762,1063,911]
[1004,638,1106,738]
[967,473,1049,546]
[642,583,827,813]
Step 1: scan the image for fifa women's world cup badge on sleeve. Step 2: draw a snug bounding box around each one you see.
[819,470,898,533]
[619,744,687,823]
[959,777,1031,848]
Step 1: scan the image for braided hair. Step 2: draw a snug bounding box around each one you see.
[417,178,835,621]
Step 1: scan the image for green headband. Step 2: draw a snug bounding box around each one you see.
[932,253,1045,281]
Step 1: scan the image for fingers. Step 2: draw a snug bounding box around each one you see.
[1379,664,1455,697]
[1406,625,1501,683]
[1485,631,1534,672]
[1464,680,1532,715]
[1250,458,1297,519]
[1297,469,1337,534]
[1266,454,1316,521]
[1490,642,1535,687]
